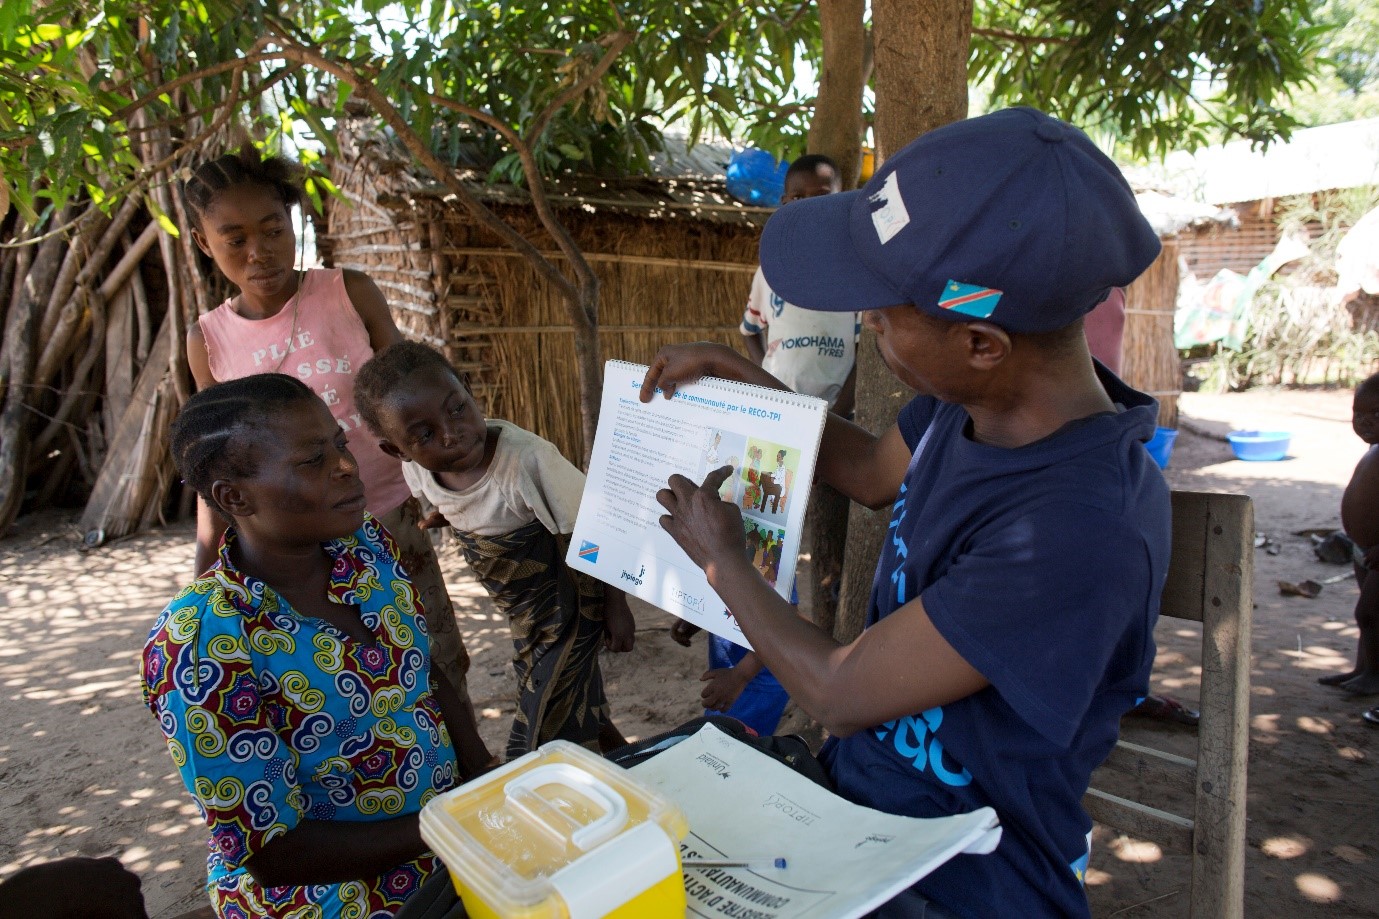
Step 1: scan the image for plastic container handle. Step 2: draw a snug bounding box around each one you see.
[503,763,629,851]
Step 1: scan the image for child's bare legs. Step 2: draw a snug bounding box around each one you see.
[1321,561,1379,693]
[1318,560,1364,686]
[1343,560,1379,693]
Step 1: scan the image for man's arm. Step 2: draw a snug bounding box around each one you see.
[640,343,910,509]
[245,816,428,889]
[743,331,766,365]
[656,468,988,737]
[832,362,858,418]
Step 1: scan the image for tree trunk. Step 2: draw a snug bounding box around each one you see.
[0,222,71,532]
[808,0,868,190]
[572,278,602,468]
[834,0,972,643]
[800,0,869,631]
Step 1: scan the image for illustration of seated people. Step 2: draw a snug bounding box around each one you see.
[744,522,763,564]
[760,534,784,587]
[740,445,764,511]
[738,440,799,523]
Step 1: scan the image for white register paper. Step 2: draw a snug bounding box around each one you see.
[632,724,1003,919]
[566,360,828,649]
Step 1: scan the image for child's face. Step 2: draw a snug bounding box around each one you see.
[1354,393,1379,444]
[220,397,365,543]
[782,166,840,203]
[191,184,297,301]
[374,365,489,474]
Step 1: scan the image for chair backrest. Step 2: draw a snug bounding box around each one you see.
[1085,490,1253,919]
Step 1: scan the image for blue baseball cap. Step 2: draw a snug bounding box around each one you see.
[759,107,1161,334]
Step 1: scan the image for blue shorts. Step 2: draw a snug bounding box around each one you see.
[706,632,790,736]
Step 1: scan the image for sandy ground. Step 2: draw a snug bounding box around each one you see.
[1,387,1376,918]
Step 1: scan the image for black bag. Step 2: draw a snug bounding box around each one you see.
[604,715,832,789]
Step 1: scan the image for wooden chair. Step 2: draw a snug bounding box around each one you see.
[1085,490,1253,918]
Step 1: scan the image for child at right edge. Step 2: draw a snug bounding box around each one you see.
[355,341,635,759]
[1321,372,1379,725]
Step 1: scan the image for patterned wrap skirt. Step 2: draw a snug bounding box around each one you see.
[453,520,611,760]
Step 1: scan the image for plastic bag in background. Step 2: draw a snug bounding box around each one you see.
[1336,206,1379,298]
[726,148,788,207]
[1174,233,1311,350]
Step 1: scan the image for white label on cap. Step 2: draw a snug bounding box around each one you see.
[868,171,911,244]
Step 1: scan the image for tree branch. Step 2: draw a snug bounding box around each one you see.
[260,28,580,305]
[972,26,1071,46]
[108,43,280,123]
[523,31,636,148]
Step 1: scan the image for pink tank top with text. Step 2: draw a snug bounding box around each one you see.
[197,268,411,516]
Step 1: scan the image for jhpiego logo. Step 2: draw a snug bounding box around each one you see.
[620,564,647,587]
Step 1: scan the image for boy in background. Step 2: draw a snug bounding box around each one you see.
[672,154,856,735]
[740,154,859,416]
[355,342,635,758]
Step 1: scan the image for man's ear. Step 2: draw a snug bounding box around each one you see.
[377,439,407,461]
[190,227,213,259]
[963,322,1011,370]
[210,479,252,518]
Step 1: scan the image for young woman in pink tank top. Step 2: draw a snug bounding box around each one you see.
[180,147,494,770]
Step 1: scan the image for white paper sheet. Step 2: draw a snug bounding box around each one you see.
[631,724,1002,919]
[567,361,828,649]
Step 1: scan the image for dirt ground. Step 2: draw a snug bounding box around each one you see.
[1,387,1376,918]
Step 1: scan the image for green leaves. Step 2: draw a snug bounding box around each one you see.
[0,0,1336,231]
[972,0,1326,157]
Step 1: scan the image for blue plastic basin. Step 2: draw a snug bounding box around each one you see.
[1145,427,1178,469]
[1227,430,1290,461]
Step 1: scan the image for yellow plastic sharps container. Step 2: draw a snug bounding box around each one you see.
[420,740,689,918]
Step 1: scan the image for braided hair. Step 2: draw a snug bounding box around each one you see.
[170,374,318,518]
[182,145,305,232]
[355,341,470,437]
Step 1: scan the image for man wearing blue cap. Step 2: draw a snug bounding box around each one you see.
[642,107,1171,918]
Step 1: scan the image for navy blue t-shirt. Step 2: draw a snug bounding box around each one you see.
[820,367,1170,919]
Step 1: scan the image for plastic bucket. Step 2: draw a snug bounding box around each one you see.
[1145,427,1178,469]
[1227,430,1290,461]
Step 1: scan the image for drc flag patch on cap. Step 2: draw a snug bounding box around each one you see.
[938,280,1002,319]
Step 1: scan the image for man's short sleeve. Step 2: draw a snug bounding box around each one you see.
[897,396,940,451]
[144,598,303,871]
[921,504,1154,749]
[518,438,588,535]
[740,268,771,336]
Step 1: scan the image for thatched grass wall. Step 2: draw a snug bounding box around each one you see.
[325,139,764,463]
[1123,240,1181,428]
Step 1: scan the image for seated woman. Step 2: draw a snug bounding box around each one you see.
[142,374,493,918]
